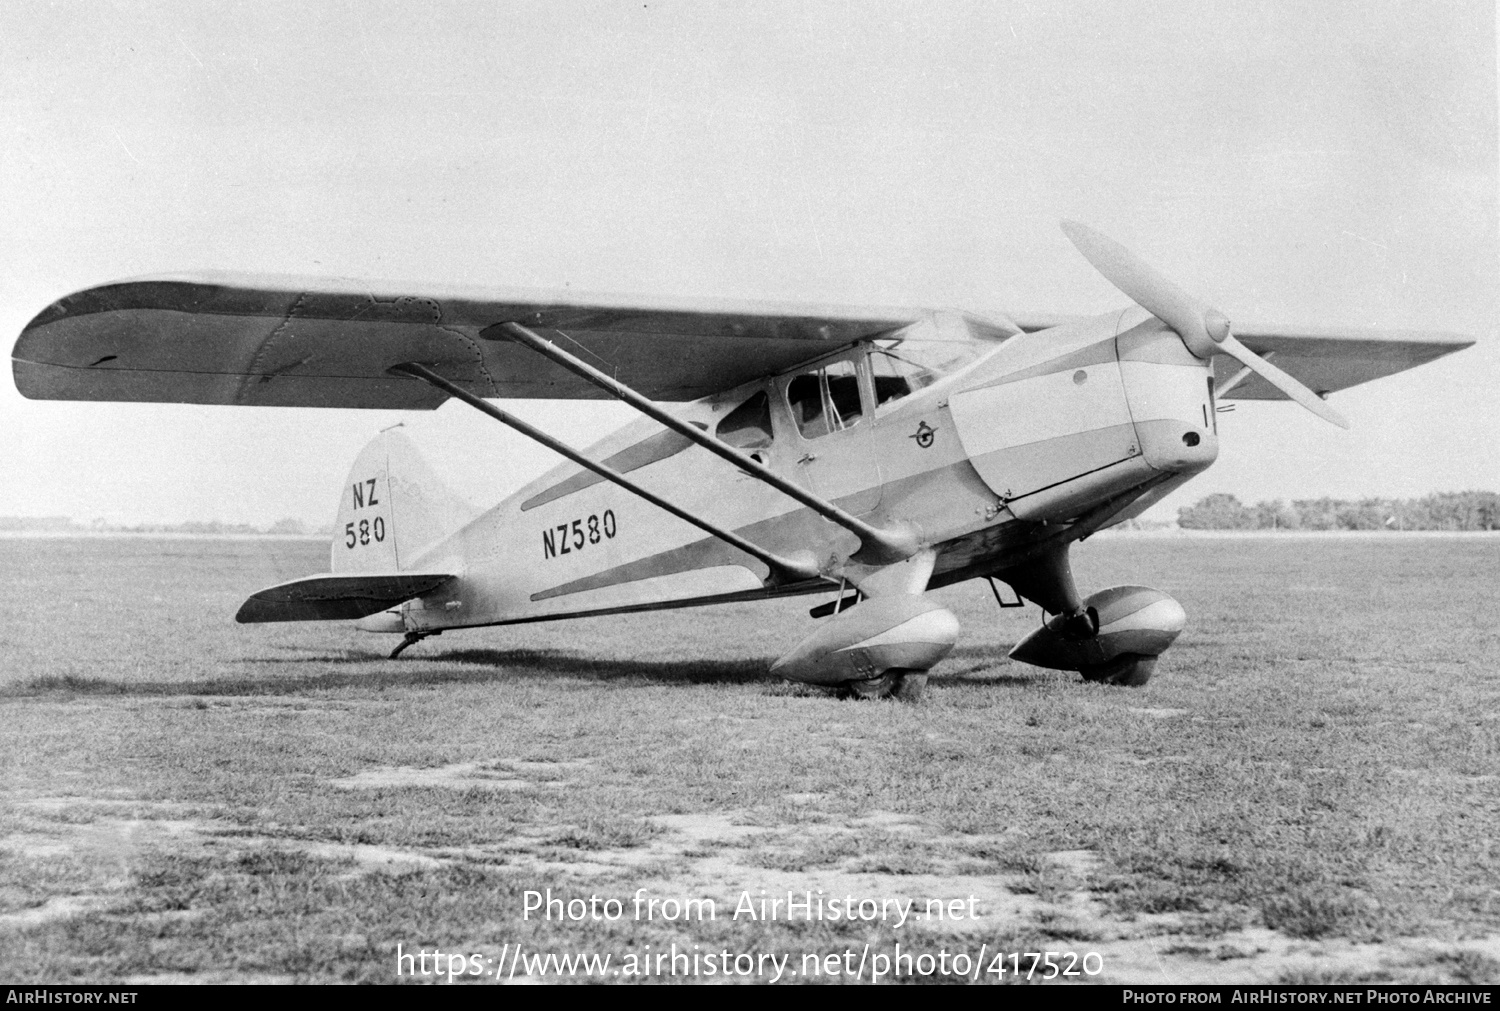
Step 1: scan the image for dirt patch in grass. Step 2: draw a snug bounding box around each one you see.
[0,896,110,930]
[6,783,1500,983]
[328,758,589,791]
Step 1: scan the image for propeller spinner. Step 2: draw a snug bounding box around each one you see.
[1061,220,1349,429]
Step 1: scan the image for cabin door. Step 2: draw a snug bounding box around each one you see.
[777,355,882,516]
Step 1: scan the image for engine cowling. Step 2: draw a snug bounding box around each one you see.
[771,595,960,687]
[1008,585,1185,673]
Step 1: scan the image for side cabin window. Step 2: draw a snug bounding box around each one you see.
[716,391,773,451]
[870,339,986,409]
[787,359,863,439]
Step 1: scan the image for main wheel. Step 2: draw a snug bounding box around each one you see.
[839,668,927,701]
[1078,653,1157,687]
[891,671,927,702]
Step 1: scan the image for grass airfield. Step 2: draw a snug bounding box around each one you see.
[1,532,1498,985]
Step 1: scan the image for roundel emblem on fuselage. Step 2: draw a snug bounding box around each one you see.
[910,421,936,449]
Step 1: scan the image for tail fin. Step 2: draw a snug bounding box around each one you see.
[331,428,477,574]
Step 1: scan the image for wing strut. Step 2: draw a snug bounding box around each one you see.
[486,321,919,565]
[387,362,823,586]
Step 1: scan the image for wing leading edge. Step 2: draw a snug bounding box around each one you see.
[1216,323,1474,400]
[13,273,929,408]
[13,273,1472,409]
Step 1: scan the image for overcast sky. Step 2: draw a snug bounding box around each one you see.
[3,1,1495,526]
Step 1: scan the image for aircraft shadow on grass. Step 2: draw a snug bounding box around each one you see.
[11,644,1031,698]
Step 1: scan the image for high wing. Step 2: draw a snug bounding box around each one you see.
[13,274,1472,409]
[1212,324,1473,400]
[1012,312,1472,400]
[12,273,932,408]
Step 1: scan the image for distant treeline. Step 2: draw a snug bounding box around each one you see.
[1178,492,1500,531]
[0,516,331,536]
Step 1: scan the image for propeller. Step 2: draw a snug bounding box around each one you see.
[1060,220,1348,429]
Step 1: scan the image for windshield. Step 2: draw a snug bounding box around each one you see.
[869,339,986,408]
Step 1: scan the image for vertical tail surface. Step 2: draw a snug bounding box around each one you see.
[331,428,477,574]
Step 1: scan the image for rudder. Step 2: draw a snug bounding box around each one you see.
[331,428,476,574]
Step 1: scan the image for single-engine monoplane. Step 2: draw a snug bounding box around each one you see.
[12,223,1473,697]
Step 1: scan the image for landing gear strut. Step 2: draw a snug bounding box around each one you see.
[993,543,1185,687]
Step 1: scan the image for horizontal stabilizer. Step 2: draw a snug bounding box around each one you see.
[235,572,455,623]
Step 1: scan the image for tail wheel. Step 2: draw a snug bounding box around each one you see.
[1079,653,1158,687]
[839,669,927,702]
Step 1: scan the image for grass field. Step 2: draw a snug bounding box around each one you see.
[1,532,1497,984]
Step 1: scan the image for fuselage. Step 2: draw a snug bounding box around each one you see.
[391,307,1218,631]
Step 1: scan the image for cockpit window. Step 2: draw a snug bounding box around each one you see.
[870,340,986,408]
[787,373,830,439]
[787,359,865,440]
[716,390,773,450]
[824,359,863,429]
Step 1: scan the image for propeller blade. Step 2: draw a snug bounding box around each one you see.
[1060,220,1215,354]
[1218,334,1350,429]
[1061,220,1351,429]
